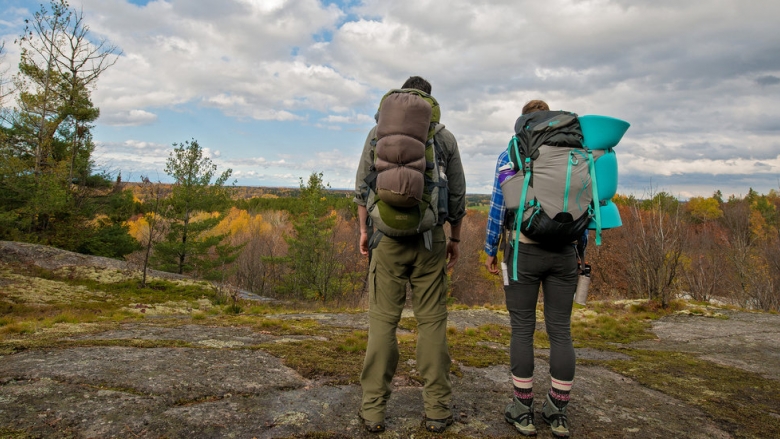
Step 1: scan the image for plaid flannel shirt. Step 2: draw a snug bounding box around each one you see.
[484,150,509,257]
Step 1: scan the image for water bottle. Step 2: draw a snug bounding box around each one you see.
[498,162,517,184]
[574,264,591,305]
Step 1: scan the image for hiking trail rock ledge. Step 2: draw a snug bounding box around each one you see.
[2,307,778,438]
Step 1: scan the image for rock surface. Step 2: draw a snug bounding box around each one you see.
[2,308,778,438]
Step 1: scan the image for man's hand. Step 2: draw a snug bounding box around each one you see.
[446,241,460,270]
[358,205,369,256]
[485,255,499,274]
[360,230,369,256]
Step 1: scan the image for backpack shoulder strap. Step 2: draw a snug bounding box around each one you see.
[363,137,379,190]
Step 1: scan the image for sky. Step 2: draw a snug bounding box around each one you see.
[1,0,779,198]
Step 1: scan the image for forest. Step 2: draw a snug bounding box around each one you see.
[1,1,778,312]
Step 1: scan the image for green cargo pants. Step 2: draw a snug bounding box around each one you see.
[360,226,452,423]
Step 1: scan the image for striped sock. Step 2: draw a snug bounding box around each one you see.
[512,375,534,406]
[549,377,573,409]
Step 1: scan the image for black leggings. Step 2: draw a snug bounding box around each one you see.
[504,242,578,381]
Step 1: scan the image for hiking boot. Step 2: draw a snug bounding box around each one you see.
[541,393,570,437]
[358,410,385,434]
[504,397,537,436]
[425,415,453,433]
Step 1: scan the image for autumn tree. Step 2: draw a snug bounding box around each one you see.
[718,190,780,310]
[152,139,234,276]
[624,191,687,306]
[233,210,290,296]
[451,210,503,305]
[134,177,167,287]
[685,196,723,223]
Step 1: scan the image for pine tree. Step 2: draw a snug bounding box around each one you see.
[283,172,342,301]
[153,139,235,276]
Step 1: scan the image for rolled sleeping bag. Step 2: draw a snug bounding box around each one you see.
[594,149,618,201]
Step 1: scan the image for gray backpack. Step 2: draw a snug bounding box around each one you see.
[500,111,605,278]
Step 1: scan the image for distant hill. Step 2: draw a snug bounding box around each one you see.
[124,182,491,209]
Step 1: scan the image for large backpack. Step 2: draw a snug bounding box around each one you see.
[500,111,606,279]
[363,88,449,248]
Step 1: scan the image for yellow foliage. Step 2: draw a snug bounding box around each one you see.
[749,209,770,242]
[190,211,219,223]
[686,196,723,222]
[126,216,149,242]
[205,207,271,241]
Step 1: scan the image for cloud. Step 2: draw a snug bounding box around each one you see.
[5,0,780,196]
[756,75,780,87]
[101,109,158,126]
[81,0,371,122]
[122,140,167,150]
[321,113,375,125]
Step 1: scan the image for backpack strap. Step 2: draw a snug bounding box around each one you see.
[363,138,378,192]
[512,157,533,281]
[507,136,522,170]
[432,131,448,191]
[564,151,575,213]
[368,229,384,252]
[587,150,603,245]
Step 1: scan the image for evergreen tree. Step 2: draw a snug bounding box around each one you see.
[283,172,343,301]
[153,139,235,276]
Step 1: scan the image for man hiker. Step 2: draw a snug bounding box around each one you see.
[353,76,467,433]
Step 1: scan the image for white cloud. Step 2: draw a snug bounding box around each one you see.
[4,0,780,196]
[101,109,158,126]
[78,0,369,122]
[622,154,780,177]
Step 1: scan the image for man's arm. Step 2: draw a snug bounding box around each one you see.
[354,127,377,258]
[437,128,466,270]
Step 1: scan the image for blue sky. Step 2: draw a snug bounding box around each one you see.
[2,0,780,198]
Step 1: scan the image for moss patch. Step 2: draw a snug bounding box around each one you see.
[0,263,225,340]
[0,428,34,439]
[257,328,367,385]
[604,349,780,438]
[255,321,515,385]
[448,323,510,368]
[570,300,673,348]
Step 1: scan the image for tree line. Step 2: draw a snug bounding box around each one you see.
[587,190,780,311]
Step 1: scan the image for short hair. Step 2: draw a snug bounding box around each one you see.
[401,76,432,94]
[522,100,549,115]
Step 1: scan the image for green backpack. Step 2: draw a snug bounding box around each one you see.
[363,88,449,248]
